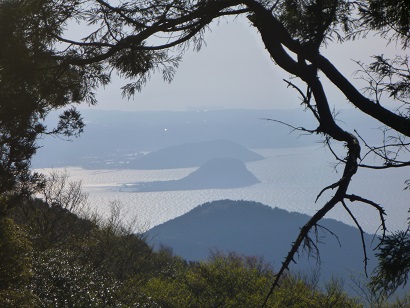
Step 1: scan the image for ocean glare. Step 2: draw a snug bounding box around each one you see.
[35,146,409,234]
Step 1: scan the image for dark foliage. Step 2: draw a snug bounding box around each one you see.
[359,0,410,47]
[372,226,410,295]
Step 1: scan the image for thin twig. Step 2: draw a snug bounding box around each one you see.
[315,179,342,202]
[345,194,387,241]
[316,223,341,247]
[261,118,317,134]
[341,200,369,276]
[283,79,320,122]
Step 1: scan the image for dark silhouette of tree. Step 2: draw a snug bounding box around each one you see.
[371,214,410,296]
[1,0,409,301]
[0,1,94,211]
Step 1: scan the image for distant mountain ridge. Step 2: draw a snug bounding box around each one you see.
[32,109,381,169]
[147,200,378,289]
[121,157,260,192]
[31,109,317,168]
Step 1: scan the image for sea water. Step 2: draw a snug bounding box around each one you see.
[35,146,409,234]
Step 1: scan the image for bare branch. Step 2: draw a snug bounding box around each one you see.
[341,200,369,276]
[283,79,320,122]
[315,179,343,203]
[261,118,317,134]
[354,129,410,169]
[316,223,341,248]
[345,194,387,240]
[263,195,341,306]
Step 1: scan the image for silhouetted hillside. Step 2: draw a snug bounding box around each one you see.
[121,158,260,192]
[147,200,378,288]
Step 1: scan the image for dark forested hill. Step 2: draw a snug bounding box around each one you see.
[146,200,378,289]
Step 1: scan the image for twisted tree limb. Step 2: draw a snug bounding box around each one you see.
[242,3,380,306]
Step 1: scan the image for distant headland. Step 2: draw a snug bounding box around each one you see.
[129,139,264,169]
[121,157,260,192]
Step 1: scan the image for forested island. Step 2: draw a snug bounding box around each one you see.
[121,157,260,192]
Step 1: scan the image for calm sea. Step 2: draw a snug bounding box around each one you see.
[36,146,409,234]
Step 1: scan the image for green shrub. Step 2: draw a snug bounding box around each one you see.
[0,217,36,307]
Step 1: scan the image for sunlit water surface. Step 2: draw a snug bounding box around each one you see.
[36,146,409,234]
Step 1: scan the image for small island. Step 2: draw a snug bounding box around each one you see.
[129,139,264,169]
[120,157,260,192]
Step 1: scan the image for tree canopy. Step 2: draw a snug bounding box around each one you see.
[1,0,409,301]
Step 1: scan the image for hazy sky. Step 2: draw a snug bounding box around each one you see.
[85,15,400,112]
